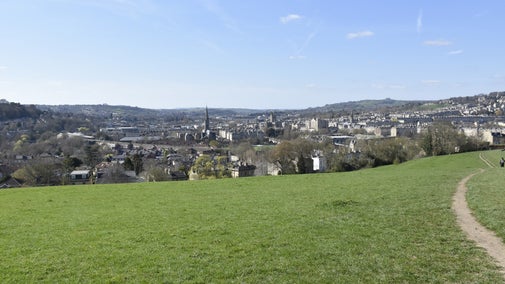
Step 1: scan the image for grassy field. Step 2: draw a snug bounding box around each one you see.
[1,151,504,283]
[467,150,505,246]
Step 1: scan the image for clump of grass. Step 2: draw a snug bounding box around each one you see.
[318,199,359,209]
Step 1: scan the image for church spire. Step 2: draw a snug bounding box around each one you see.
[204,106,210,133]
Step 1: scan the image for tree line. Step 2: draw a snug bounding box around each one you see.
[232,121,488,175]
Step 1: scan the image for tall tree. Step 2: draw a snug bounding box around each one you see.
[132,154,143,175]
[191,155,214,179]
[421,122,461,156]
[124,157,134,171]
[270,141,297,175]
[84,144,101,167]
[12,161,60,186]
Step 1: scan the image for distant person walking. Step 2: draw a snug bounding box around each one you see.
[500,157,504,168]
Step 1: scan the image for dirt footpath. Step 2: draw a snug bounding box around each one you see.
[452,169,505,277]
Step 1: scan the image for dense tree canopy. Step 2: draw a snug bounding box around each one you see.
[0,102,41,121]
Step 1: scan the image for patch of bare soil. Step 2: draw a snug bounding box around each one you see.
[453,169,505,277]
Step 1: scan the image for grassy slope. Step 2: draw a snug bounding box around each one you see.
[467,150,505,246]
[0,152,503,283]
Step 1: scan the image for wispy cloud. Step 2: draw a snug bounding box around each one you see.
[417,9,423,33]
[423,39,452,46]
[298,31,317,54]
[448,49,463,55]
[199,39,225,54]
[421,80,441,85]
[280,14,303,24]
[473,10,488,18]
[289,55,306,60]
[288,28,318,60]
[347,30,374,39]
[389,84,405,89]
[0,66,7,71]
[200,0,241,33]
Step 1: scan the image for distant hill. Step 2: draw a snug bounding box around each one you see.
[300,98,435,115]
[35,99,432,118]
[25,91,505,118]
[36,104,266,119]
[36,104,162,118]
[0,101,41,121]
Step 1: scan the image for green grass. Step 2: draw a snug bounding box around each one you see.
[1,152,503,283]
[467,150,505,244]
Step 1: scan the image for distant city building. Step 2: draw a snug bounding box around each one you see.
[232,163,256,178]
[308,118,329,132]
[70,170,91,184]
[312,154,327,172]
[269,112,276,123]
[374,126,391,137]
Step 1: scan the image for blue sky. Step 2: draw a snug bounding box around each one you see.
[0,0,504,109]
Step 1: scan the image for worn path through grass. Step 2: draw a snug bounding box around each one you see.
[453,167,505,278]
[462,150,505,279]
